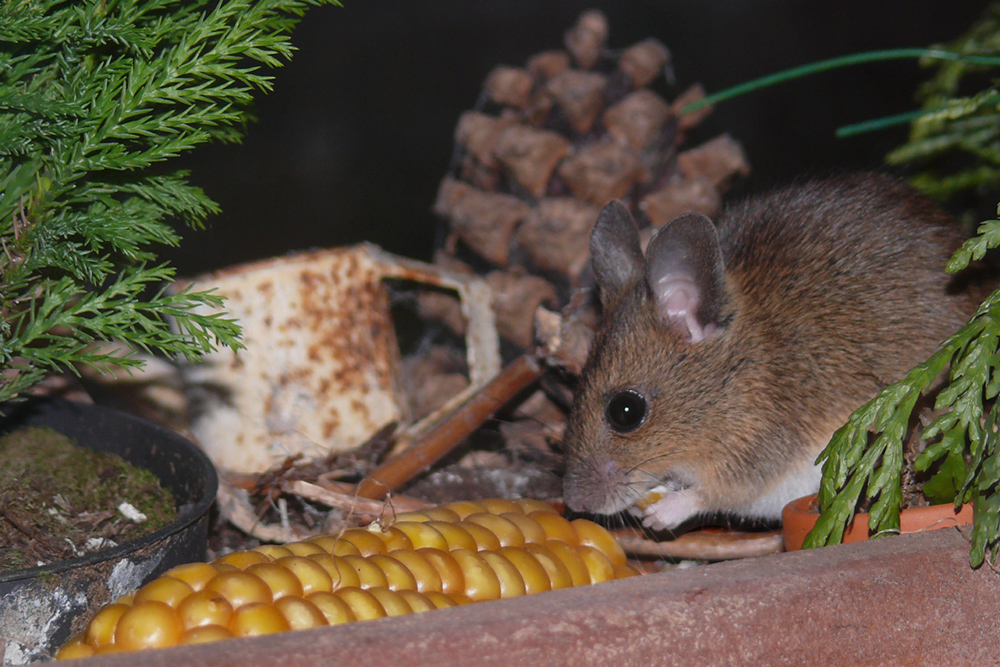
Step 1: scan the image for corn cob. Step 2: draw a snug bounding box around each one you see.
[57,498,638,659]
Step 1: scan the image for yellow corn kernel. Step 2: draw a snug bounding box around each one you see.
[391,521,450,551]
[397,589,436,613]
[370,525,415,552]
[543,540,591,587]
[246,562,304,600]
[576,545,616,583]
[338,528,389,557]
[94,643,127,655]
[163,562,219,591]
[423,520,478,551]
[615,562,642,578]
[304,534,342,553]
[273,595,328,630]
[522,543,574,590]
[334,587,387,621]
[477,551,527,599]
[449,549,502,602]
[463,513,525,547]
[424,591,460,609]
[114,601,184,651]
[496,547,551,594]
[93,643,127,655]
[437,500,486,519]
[205,570,273,607]
[571,518,627,566]
[217,550,270,570]
[513,498,559,514]
[252,544,295,560]
[134,576,195,608]
[500,512,547,544]
[529,511,579,545]
[475,498,524,515]
[84,604,129,648]
[383,550,443,593]
[275,555,334,595]
[342,554,390,589]
[55,638,95,660]
[284,541,325,557]
[327,538,362,558]
[415,547,465,597]
[306,591,357,625]
[367,554,418,591]
[366,587,414,616]
[388,510,432,523]
[453,520,502,551]
[307,553,362,589]
[177,588,234,630]
[228,602,290,637]
[420,506,462,522]
[179,624,233,645]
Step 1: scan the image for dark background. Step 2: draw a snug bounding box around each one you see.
[167,1,993,276]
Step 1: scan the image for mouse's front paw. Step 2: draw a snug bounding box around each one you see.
[632,485,703,531]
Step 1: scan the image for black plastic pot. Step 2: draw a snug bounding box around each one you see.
[0,398,218,664]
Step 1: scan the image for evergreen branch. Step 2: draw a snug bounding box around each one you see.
[881,4,1000,200]
[0,0,63,43]
[75,173,222,227]
[4,266,242,379]
[908,167,1000,201]
[1,0,339,401]
[840,90,1000,139]
[805,213,1000,566]
[972,404,1000,565]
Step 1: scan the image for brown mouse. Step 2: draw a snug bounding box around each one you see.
[561,173,987,531]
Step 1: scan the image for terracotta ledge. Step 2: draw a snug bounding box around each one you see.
[71,528,1000,666]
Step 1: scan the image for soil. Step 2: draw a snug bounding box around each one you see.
[0,426,176,574]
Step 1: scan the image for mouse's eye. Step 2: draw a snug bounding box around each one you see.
[605,390,647,433]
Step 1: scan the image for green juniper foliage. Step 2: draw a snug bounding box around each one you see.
[0,0,337,403]
[804,228,1000,566]
[885,3,1000,200]
[805,5,1000,567]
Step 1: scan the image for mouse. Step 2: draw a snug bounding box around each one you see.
[560,172,990,531]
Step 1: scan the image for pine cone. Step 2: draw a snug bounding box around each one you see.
[432,9,750,356]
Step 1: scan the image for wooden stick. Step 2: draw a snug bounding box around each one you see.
[356,354,543,500]
[612,527,784,561]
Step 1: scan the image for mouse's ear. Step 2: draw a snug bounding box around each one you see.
[590,200,645,308]
[645,213,725,343]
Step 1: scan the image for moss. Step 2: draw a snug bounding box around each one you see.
[0,427,176,573]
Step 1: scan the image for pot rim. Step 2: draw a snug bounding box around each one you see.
[0,397,218,583]
[781,492,973,551]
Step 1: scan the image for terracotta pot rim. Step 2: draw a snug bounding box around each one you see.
[781,492,973,552]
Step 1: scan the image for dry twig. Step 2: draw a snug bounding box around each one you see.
[283,480,431,518]
[612,527,784,561]
[356,354,544,500]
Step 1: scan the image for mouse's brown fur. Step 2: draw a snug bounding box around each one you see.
[562,173,990,529]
